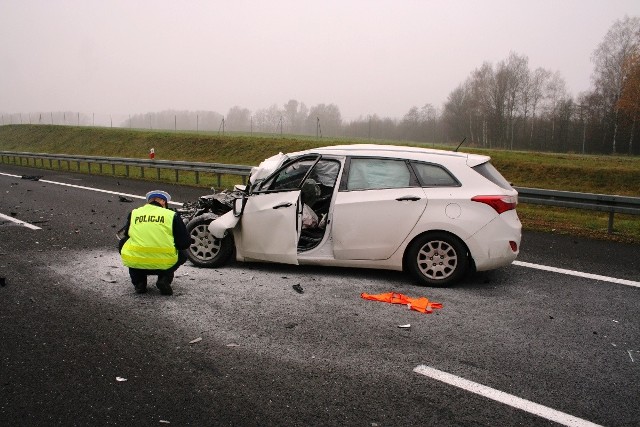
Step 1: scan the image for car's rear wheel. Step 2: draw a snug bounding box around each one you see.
[186,214,234,268]
[406,232,469,286]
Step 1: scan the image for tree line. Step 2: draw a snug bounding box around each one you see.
[127,16,639,156]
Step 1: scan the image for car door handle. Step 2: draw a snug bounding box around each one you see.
[396,196,422,201]
[273,202,293,209]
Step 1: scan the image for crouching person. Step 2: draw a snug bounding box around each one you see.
[119,190,190,295]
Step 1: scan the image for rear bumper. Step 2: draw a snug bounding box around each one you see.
[465,211,522,272]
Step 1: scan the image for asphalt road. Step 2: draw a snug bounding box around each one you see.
[1,163,639,427]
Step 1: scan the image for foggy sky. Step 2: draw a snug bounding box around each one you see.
[2,0,640,124]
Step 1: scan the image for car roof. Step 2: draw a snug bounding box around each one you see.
[292,144,491,167]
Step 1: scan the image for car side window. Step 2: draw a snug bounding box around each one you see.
[258,158,316,192]
[410,162,460,187]
[346,158,413,190]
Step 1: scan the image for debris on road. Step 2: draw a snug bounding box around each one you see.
[116,377,127,382]
[101,272,117,283]
[189,337,202,344]
[0,277,6,287]
[226,343,240,347]
[398,324,411,329]
[292,284,304,294]
[21,175,43,181]
[118,196,133,203]
[361,292,442,314]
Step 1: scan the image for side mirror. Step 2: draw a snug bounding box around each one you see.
[233,184,246,192]
[233,196,246,217]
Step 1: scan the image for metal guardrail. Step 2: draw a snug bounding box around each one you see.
[0,151,253,187]
[514,186,640,233]
[2,151,638,233]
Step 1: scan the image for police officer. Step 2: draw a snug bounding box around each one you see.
[119,190,189,295]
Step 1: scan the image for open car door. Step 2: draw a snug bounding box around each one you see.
[233,154,323,264]
[233,190,301,264]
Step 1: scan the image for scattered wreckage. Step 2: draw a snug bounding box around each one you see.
[177,144,522,287]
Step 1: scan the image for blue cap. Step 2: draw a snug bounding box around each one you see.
[145,190,171,203]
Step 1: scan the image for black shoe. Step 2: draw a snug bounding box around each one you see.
[156,274,173,296]
[134,281,147,294]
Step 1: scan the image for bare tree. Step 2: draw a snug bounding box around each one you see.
[591,16,640,153]
[226,106,251,132]
[503,52,529,149]
[617,52,640,154]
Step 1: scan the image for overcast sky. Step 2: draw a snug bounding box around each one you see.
[2,0,640,124]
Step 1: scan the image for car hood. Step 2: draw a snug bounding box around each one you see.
[249,152,288,185]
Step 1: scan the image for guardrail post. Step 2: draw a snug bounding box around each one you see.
[88,162,91,174]
[67,160,71,171]
[608,212,615,234]
[99,163,103,174]
[76,161,80,171]
[49,159,52,168]
[156,168,160,180]
[125,165,129,177]
[217,174,221,188]
[175,169,179,182]
[195,171,200,184]
[141,166,145,178]
[111,164,115,175]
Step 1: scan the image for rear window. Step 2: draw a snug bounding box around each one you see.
[410,162,460,187]
[472,162,514,190]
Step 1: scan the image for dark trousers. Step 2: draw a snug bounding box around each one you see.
[128,250,188,285]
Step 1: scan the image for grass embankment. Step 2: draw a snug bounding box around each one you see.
[1,125,639,244]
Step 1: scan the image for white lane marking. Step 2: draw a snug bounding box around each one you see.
[0,172,182,206]
[413,365,602,427]
[513,260,640,288]
[0,212,42,230]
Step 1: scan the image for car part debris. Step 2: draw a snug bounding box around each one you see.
[398,324,411,328]
[292,284,304,294]
[21,175,43,181]
[189,337,202,344]
[0,277,5,287]
[116,377,127,382]
[118,196,133,203]
[361,292,442,314]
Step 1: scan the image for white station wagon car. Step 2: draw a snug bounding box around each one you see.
[196,144,521,286]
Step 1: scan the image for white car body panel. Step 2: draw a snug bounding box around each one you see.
[233,191,301,265]
[208,210,239,239]
[331,187,427,260]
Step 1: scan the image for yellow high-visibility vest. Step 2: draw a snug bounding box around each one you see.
[121,204,178,269]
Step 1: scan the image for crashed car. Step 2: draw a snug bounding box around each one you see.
[182,144,522,286]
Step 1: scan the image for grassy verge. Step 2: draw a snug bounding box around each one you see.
[1,125,639,244]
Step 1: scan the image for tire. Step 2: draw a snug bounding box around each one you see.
[406,232,469,287]
[186,214,234,268]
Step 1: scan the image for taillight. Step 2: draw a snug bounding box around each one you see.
[471,195,517,214]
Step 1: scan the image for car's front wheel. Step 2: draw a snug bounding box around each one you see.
[406,232,469,286]
[186,214,234,268]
